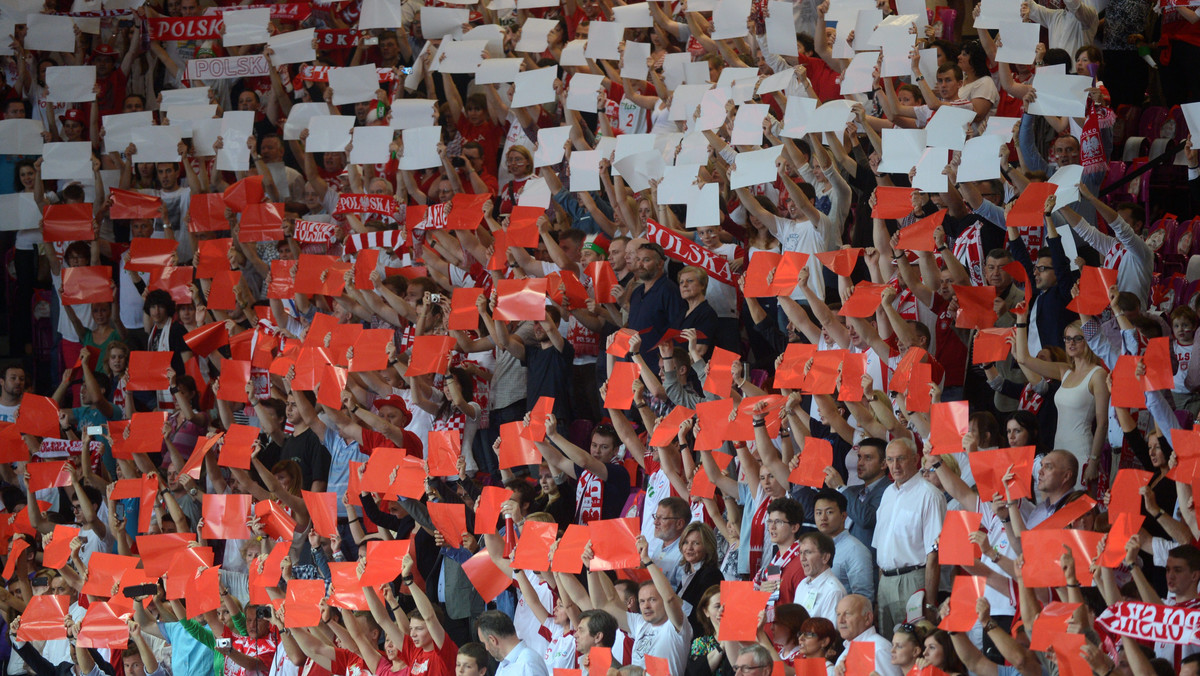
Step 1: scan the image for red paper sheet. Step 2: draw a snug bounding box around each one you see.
[475,486,513,535]
[588,518,641,571]
[789,438,832,488]
[426,430,461,477]
[929,401,969,454]
[77,601,131,649]
[587,261,618,303]
[42,203,94,242]
[61,266,114,305]
[938,510,982,567]
[183,321,230,357]
[1006,182,1057,229]
[110,188,163,220]
[952,284,998,329]
[844,641,876,676]
[973,327,1015,364]
[494,278,548,321]
[449,287,486,331]
[1067,266,1118,315]
[815,248,862,277]
[17,596,69,641]
[551,524,591,574]
[284,579,326,628]
[126,237,179,272]
[461,549,512,603]
[43,525,81,569]
[202,494,253,540]
[1030,601,1080,651]
[1021,529,1103,587]
[872,186,916,219]
[896,210,946,252]
[188,193,229,233]
[126,351,174,390]
[839,282,889,317]
[427,502,467,549]
[510,520,557,572]
[407,335,456,377]
[939,576,986,632]
[360,540,411,586]
[716,581,770,641]
[604,362,642,409]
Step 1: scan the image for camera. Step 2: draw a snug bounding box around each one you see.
[256,606,273,619]
[450,156,465,168]
[430,293,441,303]
[216,638,232,649]
[87,425,103,436]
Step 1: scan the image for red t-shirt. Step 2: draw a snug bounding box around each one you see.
[796,54,841,103]
[360,428,425,457]
[332,647,370,676]
[400,635,458,676]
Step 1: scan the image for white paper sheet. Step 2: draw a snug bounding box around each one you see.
[805,100,857,135]
[711,0,750,39]
[516,176,551,207]
[995,21,1040,65]
[852,8,883,51]
[160,87,211,107]
[358,0,404,29]
[585,22,623,60]
[731,104,769,146]
[45,66,95,103]
[869,13,916,45]
[221,7,269,46]
[398,126,441,170]
[163,103,218,137]
[1059,222,1081,270]
[924,106,976,151]
[729,146,783,189]
[1181,102,1200,136]
[422,6,468,39]
[515,18,557,53]
[666,84,709,121]
[675,132,709,166]
[612,3,653,27]
[695,87,731,132]
[0,119,44,155]
[305,115,355,153]
[956,134,1006,182]
[560,40,587,67]
[434,39,487,74]
[130,128,183,164]
[918,48,939,86]
[349,126,395,165]
[567,73,605,113]
[974,0,1023,30]
[621,42,651,81]
[779,96,817,138]
[912,148,949,193]
[982,116,1020,142]
[283,102,331,140]
[877,128,926,173]
[841,51,880,95]
[191,118,221,157]
[757,69,795,95]
[0,193,41,231]
[715,66,758,91]
[268,28,316,65]
[1028,72,1092,118]
[1049,164,1085,211]
[765,1,799,56]
[613,134,657,167]
[389,99,437,130]
[216,110,255,172]
[684,61,711,84]
[614,150,665,192]
[264,163,291,200]
[896,0,928,27]
[657,164,701,205]
[686,183,721,227]
[464,24,505,58]
[511,66,557,108]
[516,0,558,9]
[533,125,572,168]
[329,65,380,105]
[569,149,601,192]
[0,18,16,56]
[25,13,75,52]
[40,141,91,179]
[882,38,915,78]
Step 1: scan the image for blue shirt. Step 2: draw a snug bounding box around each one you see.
[627,274,686,373]
[324,427,368,517]
[158,621,213,676]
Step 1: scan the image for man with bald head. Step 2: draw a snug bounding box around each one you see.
[1025,450,1079,528]
[834,595,899,676]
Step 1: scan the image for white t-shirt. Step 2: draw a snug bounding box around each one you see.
[794,569,846,623]
[626,612,692,676]
[769,215,826,301]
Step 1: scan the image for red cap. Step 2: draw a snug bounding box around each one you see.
[59,108,84,124]
[373,395,410,422]
[94,43,118,58]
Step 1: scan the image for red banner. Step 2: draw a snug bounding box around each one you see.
[294,219,336,244]
[147,16,223,41]
[203,3,313,21]
[316,29,357,49]
[644,219,735,286]
[295,64,394,84]
[1096,601,1200,645]
[334,194,398,216]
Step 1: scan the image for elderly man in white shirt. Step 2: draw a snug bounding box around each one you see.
[477,610,551,676]
[834,595,900,676]
[873,438,947,638]
[793,531,846,623]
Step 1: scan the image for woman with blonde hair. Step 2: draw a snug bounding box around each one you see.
[1014,313,1109,485]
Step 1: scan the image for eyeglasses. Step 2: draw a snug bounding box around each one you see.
[766,519,794,526]
[653,515,684,522]
[733,667,769,674]
[800,632,820,639]
[1034,265,1053,272]
[1063,335,1086,343]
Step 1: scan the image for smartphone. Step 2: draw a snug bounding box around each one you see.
[215,638,232,649]
[399,66,413,75]
[125,583,158,599]
[32,577,48,587]
[115,503,126,521]
[86,425,104,436]
[117,19,134,28]
[363,36,379,46]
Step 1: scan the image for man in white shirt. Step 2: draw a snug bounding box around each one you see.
[0,365,25,423]
[477,610,550,676]
[834,595,900,676]
[587,536,692,675]
[794,531,846,623]
[873,439,946,637]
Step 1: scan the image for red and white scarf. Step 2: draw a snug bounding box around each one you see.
[747,496,772,575]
